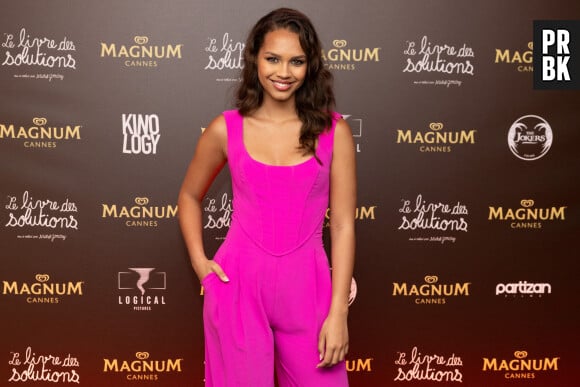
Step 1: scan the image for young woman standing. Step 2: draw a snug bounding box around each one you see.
[178,8,356,386]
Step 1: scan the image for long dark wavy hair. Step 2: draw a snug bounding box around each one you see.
[236,8,335,158]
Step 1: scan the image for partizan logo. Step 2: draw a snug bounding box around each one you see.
[496,281,552,298]
[397,122,476,153]
[392,275,471,305]
[2,274,84,304]
[488,199,566,229]
[101,197,177,227]
[100,36,183,68]
[322,39,380,71]
[495,42,534,73]
[0,117,82,148]
[508,115,553,161]
[103,351,183,382]
[482,350,559,380]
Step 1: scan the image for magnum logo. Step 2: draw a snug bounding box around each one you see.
[324,205,376,227]
[2,274,84,304]
[100,36,183,67]
[0,117,81,148]
[495,42,533,72]
[322,40,380,71]
[346,358,373,372]
[393,275,471,305]
[488,199,566,229]
[103,352,183,381]
[396,122,476,152]
[483,350,559,379]
[101,197,177,227]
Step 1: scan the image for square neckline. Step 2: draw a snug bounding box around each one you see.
[240,116,317,168]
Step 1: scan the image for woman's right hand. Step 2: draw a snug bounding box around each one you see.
[197,259,230,284]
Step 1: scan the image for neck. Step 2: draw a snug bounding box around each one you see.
[257,96,298,121]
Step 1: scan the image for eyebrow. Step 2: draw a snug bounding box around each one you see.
[263,51,306,59]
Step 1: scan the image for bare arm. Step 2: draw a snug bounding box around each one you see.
[177,114,229,282]
[318,118,357,367]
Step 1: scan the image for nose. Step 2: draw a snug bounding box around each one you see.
[276,62,291,78]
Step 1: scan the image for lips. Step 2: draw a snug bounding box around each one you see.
[271,80,293,91]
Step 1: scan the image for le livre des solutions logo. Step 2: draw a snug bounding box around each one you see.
[533,20,580,89]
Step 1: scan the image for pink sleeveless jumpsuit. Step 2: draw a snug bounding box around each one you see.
[201,110,349,386]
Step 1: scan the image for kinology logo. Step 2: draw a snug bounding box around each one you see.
[482,350,560,380]
[322,39,381,71]
[392,275,471,305]
[0,117,82,148]
[122,114,160,155]
[101,197,177,227]
[100,35,183,68]
[1,27,77,81]
[117,268,166,311]
[103,351,183,382]
[396,122,476,153]
[403,35,475,87]
[488,199,566,229]
[507,115,553,161]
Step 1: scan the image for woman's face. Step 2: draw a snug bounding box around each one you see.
[256,28,307,104]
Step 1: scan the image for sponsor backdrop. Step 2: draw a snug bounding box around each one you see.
[1,0,578,386]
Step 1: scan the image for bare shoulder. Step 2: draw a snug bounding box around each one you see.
[199,114,227,157]
[333,118,355,151]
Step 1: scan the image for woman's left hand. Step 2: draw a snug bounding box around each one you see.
[317,312,349,368]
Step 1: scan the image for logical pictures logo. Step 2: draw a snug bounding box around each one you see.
[482,350,559,380]
[100,36,183,68]
[204,32,244,82]
[1,27,77,81]
[496,281,552,298]
[322,39,381,71]
[2,274,84,304]
[394,346,463,382]
[8,347,80,383]
[507,115,553,160]
[495,42,533,73]
[398,194,469,244]
[101,196,177,227]
[403,36,475,87]
[117,268,166,311]
[396,122,477,153]
[392,275,471,305]
[4,191,79,241]
[343,114,363,153]
[122,114,160,155]
[488,199,566,229]
[103,351,183,382]
[0,117,82,148]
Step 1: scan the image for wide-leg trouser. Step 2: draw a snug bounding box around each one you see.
[202,225,348,387]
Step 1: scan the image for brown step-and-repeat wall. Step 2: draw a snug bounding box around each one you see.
[1,0,578,386]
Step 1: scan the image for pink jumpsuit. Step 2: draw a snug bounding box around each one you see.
[201,110,349,387]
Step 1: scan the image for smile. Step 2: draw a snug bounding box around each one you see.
[271,80,293,91]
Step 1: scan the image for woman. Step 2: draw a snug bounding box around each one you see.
[178,8,356,386]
